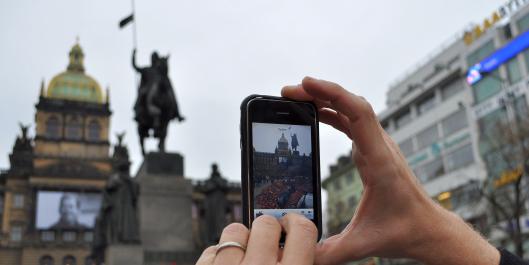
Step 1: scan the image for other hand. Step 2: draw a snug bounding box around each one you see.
[282,77,500,265]
[196,214,318,265]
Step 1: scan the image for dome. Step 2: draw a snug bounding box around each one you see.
[46,42,104,103]
[279,133,288,144]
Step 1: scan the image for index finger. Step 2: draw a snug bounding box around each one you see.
[279,214,318,265]
[283,77,385,157]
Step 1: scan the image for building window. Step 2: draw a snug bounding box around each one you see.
[473,71,502,104]
[333,179,341,191]
[416,124,439,150]
[445,144,474,172]
[10,225,22,242]
[62,231,77,242]
[517,12,529,34]
[467,40,495,66]
[345,172,354,185]
[63,255,76,265]
[506,58,522,84]
[451,182,481,210]
[414,159,445,183]
[399,138,415,157]
[395,109,412,129]
[335,201,344,214]
[441,78,464,100]
[87,120,101,141]
[83,232,93,243]
[41,231,55,242]
[417,93,436,115]
[13,193,24,208]
[514,95,529,120]
[381,121,390,132]
[40,255,54,265]
[442,109,468,137]
[348,196,357,208]
[65,116,82,140]
[467,41,502,104]
[46,116,61,139]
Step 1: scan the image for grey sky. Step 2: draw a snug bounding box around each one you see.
[252,123,311,155]
[0,0,507,182]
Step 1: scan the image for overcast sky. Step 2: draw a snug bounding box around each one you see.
[0,0,508,182]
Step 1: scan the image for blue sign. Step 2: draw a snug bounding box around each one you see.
[467,29,529,85]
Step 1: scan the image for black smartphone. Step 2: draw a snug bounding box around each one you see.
[240,95,322,241]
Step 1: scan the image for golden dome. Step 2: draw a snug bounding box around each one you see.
[46,42,104,103]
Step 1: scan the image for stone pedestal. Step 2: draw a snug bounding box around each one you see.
[105,244,143,265]
[136,152,195,264]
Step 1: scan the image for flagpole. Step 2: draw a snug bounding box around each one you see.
[131,0,138,49]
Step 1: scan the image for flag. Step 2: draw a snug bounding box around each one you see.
[119,14,134,29]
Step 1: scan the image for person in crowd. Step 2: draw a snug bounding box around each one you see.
[196,77,526,265]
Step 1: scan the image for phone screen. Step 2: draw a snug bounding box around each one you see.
[251,122,315,220]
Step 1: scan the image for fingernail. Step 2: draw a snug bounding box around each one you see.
[304,76,316,81]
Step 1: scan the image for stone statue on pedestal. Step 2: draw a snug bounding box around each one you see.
[132,49,185,156]
[90,134,140,265]
[200,164,230,245]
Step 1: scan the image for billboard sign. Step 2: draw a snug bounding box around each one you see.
[36,191,102,230]
[467,29,529,85]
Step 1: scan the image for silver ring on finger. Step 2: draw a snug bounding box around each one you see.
[216,241,246,254]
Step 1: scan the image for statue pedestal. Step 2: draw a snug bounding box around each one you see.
[105,244,143,265]
[136,152,196,264]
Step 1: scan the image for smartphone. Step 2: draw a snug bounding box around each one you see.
[240,95,322,241]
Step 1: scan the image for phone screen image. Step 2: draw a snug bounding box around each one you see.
[251,122,314,220]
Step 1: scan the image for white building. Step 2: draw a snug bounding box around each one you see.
[378,1,529,241]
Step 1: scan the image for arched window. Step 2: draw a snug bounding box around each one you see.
[62,255,76,265]
[65,116,82,140]
[87,120,100,141]
[45,116,60,139]
[39,255,54,265]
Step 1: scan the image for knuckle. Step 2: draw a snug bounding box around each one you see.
[203,245,217,254]
[358,99,375,117]
[286,214,318,235]
[222,222,248,236]
[253,215,281,230]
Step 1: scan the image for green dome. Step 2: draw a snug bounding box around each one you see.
[47,42,104,103]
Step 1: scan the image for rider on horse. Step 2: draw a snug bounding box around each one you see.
[132,49,185,155]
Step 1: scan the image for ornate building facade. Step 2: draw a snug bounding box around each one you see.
[0,42,113,265]
[0,41,243,265]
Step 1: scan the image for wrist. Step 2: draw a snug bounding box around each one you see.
[407,204,499,265]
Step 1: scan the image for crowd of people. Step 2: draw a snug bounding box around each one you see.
[255,177,313,209]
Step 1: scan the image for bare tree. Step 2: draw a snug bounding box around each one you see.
[478,93,529,258]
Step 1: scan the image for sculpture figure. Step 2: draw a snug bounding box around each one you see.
[132,49,185,155]
[90,135,140,264]
[202,164,230,245]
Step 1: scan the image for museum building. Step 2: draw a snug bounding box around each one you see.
[0,42,113,264]
[0,42,244,265]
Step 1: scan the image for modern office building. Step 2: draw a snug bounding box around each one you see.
[378,1,529,259]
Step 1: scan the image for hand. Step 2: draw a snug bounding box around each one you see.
[196,214,318,265]
[282,77,500,265]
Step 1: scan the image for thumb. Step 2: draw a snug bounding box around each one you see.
[315,230,369,265]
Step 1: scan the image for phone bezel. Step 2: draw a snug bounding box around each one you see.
[243,96,322,240]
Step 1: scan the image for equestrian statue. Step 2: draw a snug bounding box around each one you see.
[132,49,185,155]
